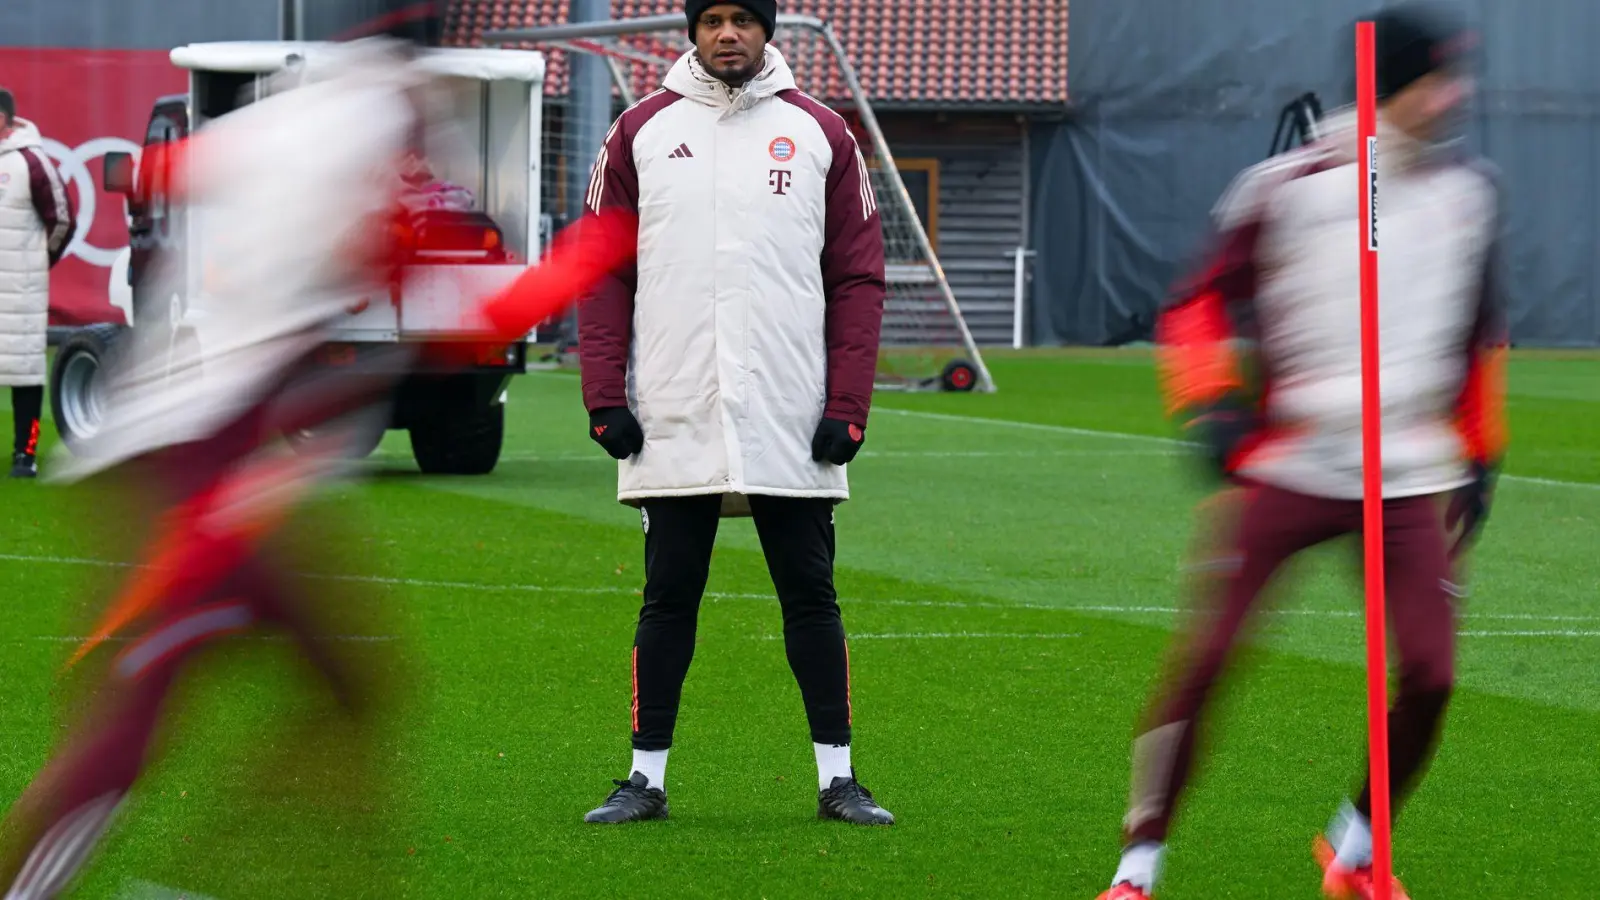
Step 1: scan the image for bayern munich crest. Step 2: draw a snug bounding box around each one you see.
[769,136,796,162]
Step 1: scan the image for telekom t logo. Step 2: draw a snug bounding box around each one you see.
[769,169,793,195]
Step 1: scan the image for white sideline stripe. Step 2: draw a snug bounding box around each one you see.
[875,408,1600,491]
[12,635,396,644]
[761,631,1081,641]
[373,448,1183,463]
[4,553,1598,624]
[1459,630,1600,638]
[117,881,222,900]
[875,407,1190,446]
[1502,474,1600,490]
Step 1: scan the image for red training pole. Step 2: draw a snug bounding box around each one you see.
[1355,20,1393,900]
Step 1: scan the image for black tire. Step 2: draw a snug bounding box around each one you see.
[940,359,979,393]
[407,376,505,475]
[50,324,126,453]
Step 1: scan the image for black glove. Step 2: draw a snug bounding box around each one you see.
[1446,462,1497,558]
[811,417,865,466]
[588,407,644,460]
[1185,394,1260,481]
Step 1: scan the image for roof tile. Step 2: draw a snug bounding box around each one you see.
[445,0,1067,106]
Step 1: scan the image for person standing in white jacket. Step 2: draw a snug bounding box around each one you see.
[579,1,893,826]
[0,89,74,479]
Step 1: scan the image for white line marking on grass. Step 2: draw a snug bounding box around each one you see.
[1470,629,1600,637]
[0,552,134,569]
[1500,474,1600,490]
[374,448,1181,464]
[117,880,222,900]
[876,408,1600,491]
[885,445,1178,459]
[5,553,1596,624]
[760,631,1082,641]
[12,635,397,644]
[875,407,1190,446]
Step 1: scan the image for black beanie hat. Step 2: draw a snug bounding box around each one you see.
[686,0,777,42]
[1360,2,1476,100]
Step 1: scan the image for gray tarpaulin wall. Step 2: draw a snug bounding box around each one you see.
[1030,0,1600,347]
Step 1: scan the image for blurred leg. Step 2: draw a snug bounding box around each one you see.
[1353,495,1457,822]
[1,602,255,899]
[10,386,41,457]
[1124,484,1356,845]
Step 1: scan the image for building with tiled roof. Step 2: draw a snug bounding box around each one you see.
[446,1,1068,110]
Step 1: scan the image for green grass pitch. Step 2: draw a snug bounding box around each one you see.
[0,349,1594,898]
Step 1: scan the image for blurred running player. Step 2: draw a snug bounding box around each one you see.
[0,4,634,895]
[1094,5,1505,899]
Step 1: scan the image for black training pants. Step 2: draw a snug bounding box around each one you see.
[12,386,42,456]
[629,494,852,751]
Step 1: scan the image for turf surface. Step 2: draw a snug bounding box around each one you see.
[0,349,1595,898]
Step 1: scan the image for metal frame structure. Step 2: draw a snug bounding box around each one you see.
[1269,91,1324,157]
[485,13,997,392]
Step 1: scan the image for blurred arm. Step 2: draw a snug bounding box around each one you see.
[1155,183,1266,418]
[1455,231,1510,467]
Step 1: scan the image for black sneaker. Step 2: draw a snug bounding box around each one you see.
[583,771,668,824]
[818,774,894,825]
[9,452,36,479]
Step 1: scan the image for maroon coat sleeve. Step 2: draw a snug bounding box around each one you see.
[780,91,887,427]
[819,124,887,426]
[22,147,75,268]
[577,116,640,412]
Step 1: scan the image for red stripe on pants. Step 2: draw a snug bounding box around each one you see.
[630,646,640,734]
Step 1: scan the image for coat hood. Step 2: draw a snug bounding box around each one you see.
[663,44,797,117]
[0,119,44,155]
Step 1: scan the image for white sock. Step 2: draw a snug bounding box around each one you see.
[1112,842,1165,892]
[1331,801,1374,868]
[813,742,852,790]
[631,749,668,791]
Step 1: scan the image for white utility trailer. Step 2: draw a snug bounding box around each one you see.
[55,41,551,474]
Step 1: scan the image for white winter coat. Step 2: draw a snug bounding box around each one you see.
[579,47,887,509]
[0,120,73,387]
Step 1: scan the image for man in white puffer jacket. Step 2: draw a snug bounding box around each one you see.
[0,90,75,479]
[579,1,893,826]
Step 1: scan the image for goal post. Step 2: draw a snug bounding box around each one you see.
[483,12,997,393]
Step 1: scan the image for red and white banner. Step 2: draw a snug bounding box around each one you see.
[0,49,187,325]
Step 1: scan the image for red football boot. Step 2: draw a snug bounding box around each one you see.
[1314,835,1411,900]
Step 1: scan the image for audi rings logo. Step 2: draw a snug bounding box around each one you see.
[40,136,142,269]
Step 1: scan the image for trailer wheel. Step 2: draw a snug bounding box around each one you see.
[940,359,979,393]
[407,376,505,475]
[50,324,126,453]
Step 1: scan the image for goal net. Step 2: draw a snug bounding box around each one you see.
[489,13,995,393]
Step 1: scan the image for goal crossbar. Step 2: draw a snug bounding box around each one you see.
[483,13,997,393]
